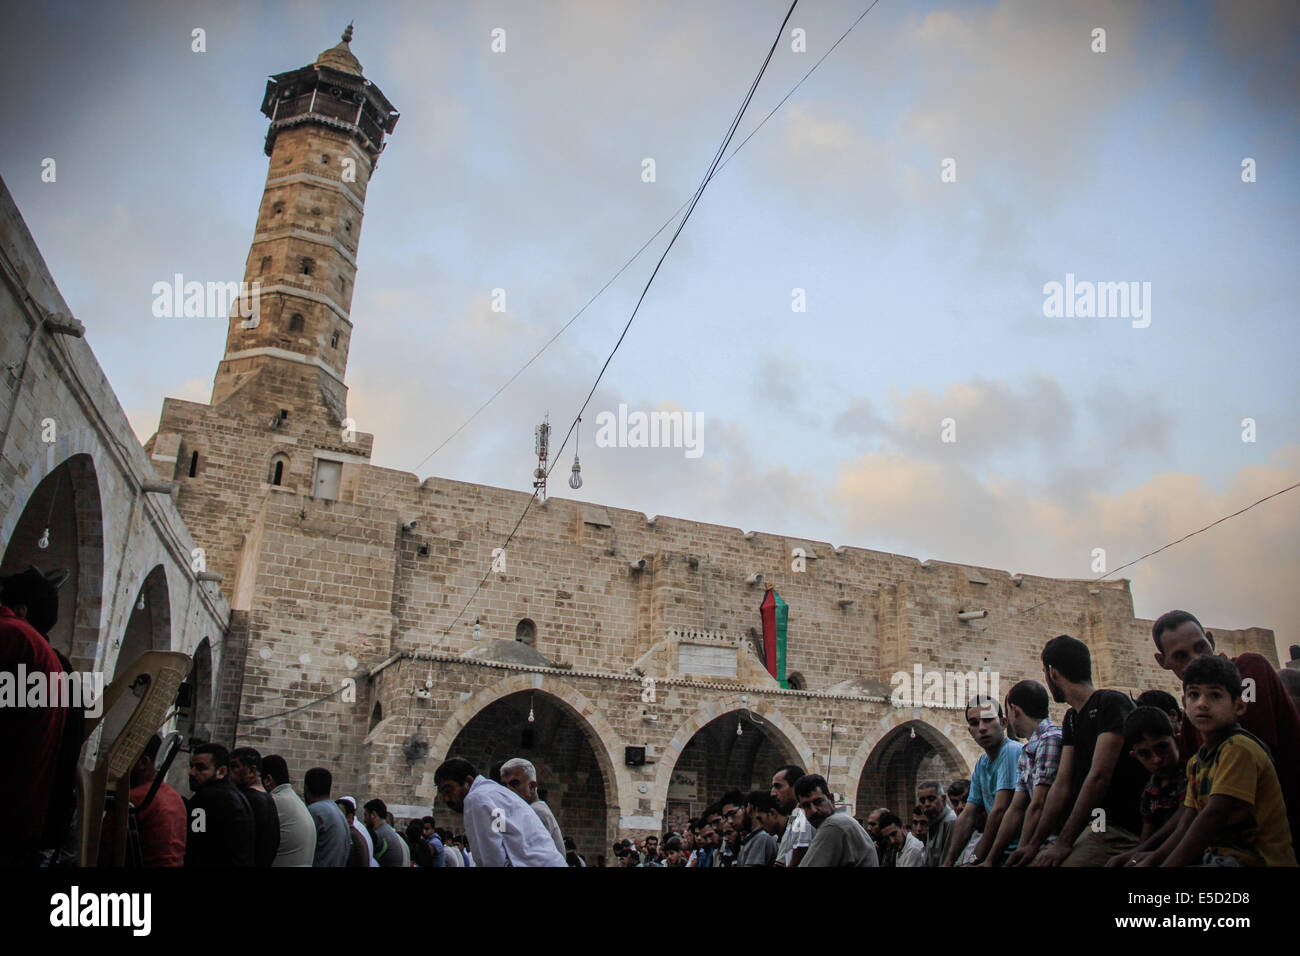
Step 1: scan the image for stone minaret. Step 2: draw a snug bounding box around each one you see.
[210,25,399,426]
[147,27,398,593]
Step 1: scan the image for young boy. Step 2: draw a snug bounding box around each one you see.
[1143,656,1296,867]
[1123,706,1187,843]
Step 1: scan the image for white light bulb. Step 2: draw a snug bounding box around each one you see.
[37,528,50,550]
[472,619,482,642]
[527,706,535,724]
[736,722,743,736]
[568,457,582,489]
[136,595,145,611]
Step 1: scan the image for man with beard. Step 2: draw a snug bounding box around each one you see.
[864,807,894,866]
[943,697,1022,866]
[916,781,955,867]
[500,757,566,857]
[795,774,878,867]
[1006,634,1147,867]
[770,764,814,867]
[184,743,255,867]
[229,747,279,867]
[738,791,779,865]
[880,811,925,866]
[688,818,719,867]
[433,757,565,866]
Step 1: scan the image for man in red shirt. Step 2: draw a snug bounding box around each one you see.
[101,734,188,866]
[0,567,69,865]
[1152,609,1300,849]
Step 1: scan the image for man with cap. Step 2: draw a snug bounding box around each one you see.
[0,566,72,865]
[337,796,378,867]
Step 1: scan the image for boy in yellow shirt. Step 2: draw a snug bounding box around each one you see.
[1141,655,1296,866]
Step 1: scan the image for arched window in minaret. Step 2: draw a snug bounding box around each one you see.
[330,331,339,349]
[188,451,199,478]
[259,255,272,274]
[515,619,536,647]
[288,313,304,332]
[343,219,352,235]
[272,200,284,216]
[300,257,314,276]
[320,153,330,165]
[268,453,290,486]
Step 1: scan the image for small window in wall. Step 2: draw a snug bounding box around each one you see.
[344,219,352,234]
[259,255,272,274]
[289,313,304,332]
[330,331,339,349]
[272,201,285,216]
[337,276,347,293]
[188,451,199,478]
[311,206,322,217]
[300,257,314,276]
[369,702,383,731]
[515,619,536,646]
[786,672,806,691]
[320,153,330,164]
[268,453,289,486]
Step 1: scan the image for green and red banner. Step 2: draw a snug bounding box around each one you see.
[759,587,789,688]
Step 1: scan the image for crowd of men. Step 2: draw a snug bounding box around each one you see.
[609,614,1300,868]
[3,556,1299,869]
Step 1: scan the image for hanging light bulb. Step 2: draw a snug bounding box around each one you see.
[472,617,482,642]
[910,726,917,739]
[736,720,743,737]
[37,527,50,550]
[527,694,535,724]
[136,594,145,611]
[568,416,583,489]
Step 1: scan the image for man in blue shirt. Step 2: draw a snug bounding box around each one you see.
[943,695,1022,866]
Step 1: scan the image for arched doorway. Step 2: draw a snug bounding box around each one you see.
[0,453,104,669]
[855,720,969,820]
[114,565,172,677]
[660,709,804,833]
[166,637,213,795]
[440,690,612,862]
[100,566,173,748]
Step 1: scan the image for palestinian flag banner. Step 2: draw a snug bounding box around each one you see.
[759,587,789,688]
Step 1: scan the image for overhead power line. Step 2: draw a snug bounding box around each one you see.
[440,0,802,639]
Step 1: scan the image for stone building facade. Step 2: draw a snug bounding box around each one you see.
[0,177,232,765]
[1,30,1279,863]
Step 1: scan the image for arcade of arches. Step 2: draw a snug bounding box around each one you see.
[437,690,613,860]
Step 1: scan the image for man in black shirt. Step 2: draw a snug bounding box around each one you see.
[1006,634,1147,867]
[229,747,280,867]
[185,743,255,867]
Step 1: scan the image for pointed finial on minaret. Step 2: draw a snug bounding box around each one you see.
[342,22,354,43]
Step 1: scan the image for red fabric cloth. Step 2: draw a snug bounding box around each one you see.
[0,606,69,861]
[1180,652,1300,848]
[101,777,189,867]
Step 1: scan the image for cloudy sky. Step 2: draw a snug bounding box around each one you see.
[2,0,1297,655]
